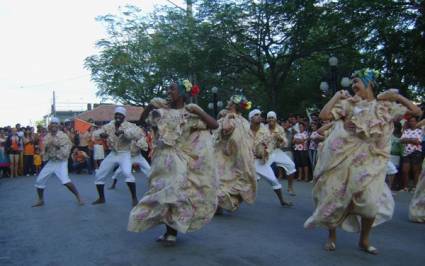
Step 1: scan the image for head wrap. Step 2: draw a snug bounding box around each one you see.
[249,109,261,120]
[229,95,252,110]
[351,68,380,89]
[267,111,277,119]
[50,117,60,124]
[114,106,127,117]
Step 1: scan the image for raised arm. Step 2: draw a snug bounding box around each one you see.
[186,104,219,129]
[319,90,350,120]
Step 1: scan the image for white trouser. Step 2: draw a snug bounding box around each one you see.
[270,149,297,175]
[283,150,294,161]
[255,159,282,189]
[390,155,400,168]
[386,160,398,176]
[111,154,151,180]
[35,160,71,189]
[95,151,135,184]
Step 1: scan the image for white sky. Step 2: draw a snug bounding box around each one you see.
[0,0,185,127]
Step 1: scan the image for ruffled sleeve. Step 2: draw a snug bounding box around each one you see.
[387,102,407,120]
[331,99,351,121]
[122,122,143,141]
[185,104,207,130]
[150,109,183,147]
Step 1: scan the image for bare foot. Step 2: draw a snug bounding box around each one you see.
[77,199,85,206]
[32,200,44,207]
[92,198,105,205]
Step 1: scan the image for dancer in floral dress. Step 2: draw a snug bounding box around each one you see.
[409,119,425,222]
[214,95,256,214]
[128,80,219,245]
[304,68,422,254]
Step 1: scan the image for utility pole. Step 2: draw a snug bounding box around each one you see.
[187,0,193,17]
[51,90,56,117]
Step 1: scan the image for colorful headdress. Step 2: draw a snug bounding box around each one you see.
[351,68,381,88]
[177,79,201,97]
[229,95,252,111]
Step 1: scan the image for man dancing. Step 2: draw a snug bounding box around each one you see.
[249,109,292,207]
[92,107,142,206]
[108,133,151,189]
[32,117,83,207]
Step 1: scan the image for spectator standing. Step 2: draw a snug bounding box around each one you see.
[23,129,36,176]
[33,148,42,175]
[0,131,9,177]
[400,116,423,192]
[6,128,23,177]
[293,122,309,182]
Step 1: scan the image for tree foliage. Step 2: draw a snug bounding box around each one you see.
[85,1,424,115]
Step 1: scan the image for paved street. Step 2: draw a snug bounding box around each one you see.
[1,173,424,266]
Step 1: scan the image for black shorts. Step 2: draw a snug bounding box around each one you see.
[294,150,309,167]
[402,151,423,165]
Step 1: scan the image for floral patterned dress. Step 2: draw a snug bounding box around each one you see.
[409,149,425,222]
[128,104,218,233]
[214,112,256,211]
[304,97,406,232]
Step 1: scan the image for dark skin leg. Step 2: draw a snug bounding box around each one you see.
[273,189,292,207]
[108,179,118,189]
[92,184,106,204]
[325,228,337,251]
[412,164,421,188]
[401,162,410,190]
[287,173,296,195]
[277,167,284,179]
[126,182,138,206]
[359,216,378,255]
[64,182,84,205]
[303,166,309,181]
[32,188,45,207]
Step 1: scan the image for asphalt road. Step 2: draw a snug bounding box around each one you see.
[1,173,424,266]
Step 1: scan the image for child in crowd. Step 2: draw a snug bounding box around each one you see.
[33,148,42,175]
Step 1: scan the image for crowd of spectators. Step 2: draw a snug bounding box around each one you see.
[272,111,424,192]
[0,108,423,193]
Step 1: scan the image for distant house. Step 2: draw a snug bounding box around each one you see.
[75,104,144,124]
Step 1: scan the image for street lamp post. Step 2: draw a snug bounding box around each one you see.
[208,87,223,118]
[340,77,351,90]
[328,56,338,94]
[320,81,329,96]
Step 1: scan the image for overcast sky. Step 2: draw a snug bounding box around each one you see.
[0,0,185,127]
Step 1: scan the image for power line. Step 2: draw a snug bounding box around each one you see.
[165,0,185,11]
[18,74,90,89]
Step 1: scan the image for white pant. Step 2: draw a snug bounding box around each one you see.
[111,154,151,180]
[35,160,71,189]
[255,159,282,189]
[386,160,398,176]
[95,151,135,184]
[283,150,294,161]
[270,149,297,175]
